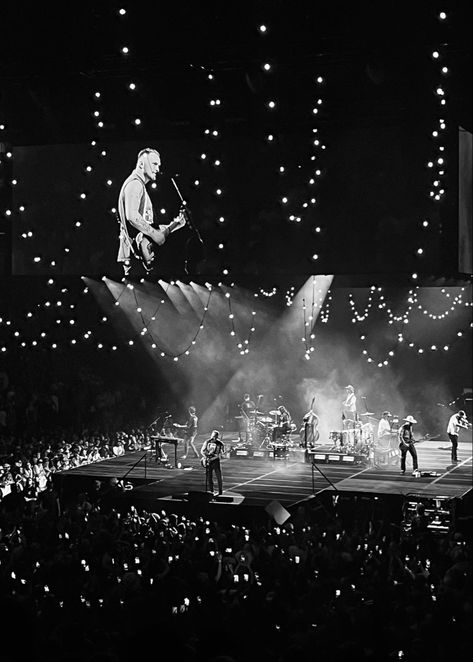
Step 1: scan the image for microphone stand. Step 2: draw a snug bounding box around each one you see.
[171,177,205,275]
[311,459,339,495]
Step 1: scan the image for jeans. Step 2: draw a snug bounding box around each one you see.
[448,433,458,461]
[206,459,223,494]
[400,444,418,471]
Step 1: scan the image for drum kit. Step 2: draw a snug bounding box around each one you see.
[329,412,375,455]
[235,408,295,449]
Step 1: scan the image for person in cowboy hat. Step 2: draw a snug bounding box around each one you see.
[398,415,419,475]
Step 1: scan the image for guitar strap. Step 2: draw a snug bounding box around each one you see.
[117,174,148,266]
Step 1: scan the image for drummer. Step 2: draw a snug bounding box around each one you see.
[270,405,292,443]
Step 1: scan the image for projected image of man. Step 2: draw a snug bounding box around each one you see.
[117,148,185,275]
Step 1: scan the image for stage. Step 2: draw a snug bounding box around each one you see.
[53,433,472,523]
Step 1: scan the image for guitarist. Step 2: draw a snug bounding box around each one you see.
[398,415,419,475]
[117,148,185,275]
[200,430,225,496]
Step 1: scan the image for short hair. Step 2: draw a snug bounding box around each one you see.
[212,430,220,437]
[458,410,466,417]
[189,406,196,414]
[137,147,160,162]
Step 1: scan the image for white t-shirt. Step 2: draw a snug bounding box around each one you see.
[447,414,466,436]
[377,418,391,438]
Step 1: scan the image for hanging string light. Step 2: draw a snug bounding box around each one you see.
[131,284,212,360]
[301,277,331,359]
[358,319,471,368]
[285,286,296,307]
[416,8,452,264]
[348,286,377,322]
[258,287,277,298]
[225,290,256,356]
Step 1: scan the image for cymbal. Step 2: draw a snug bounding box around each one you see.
[259,417,273,423]
[360,412,375,416]
[249,410,265,414]
[269,410,280,415]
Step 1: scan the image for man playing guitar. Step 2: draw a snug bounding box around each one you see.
[398,415,419,475]
[200,430,225,496]
[117,147,186,275]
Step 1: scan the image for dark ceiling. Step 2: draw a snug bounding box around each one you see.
[1,0,471,144]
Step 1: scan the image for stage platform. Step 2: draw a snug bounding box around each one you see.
[54,435,472,523]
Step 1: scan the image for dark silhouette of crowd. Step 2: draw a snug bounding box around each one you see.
[1,367,471,662]
[0,428,149,498]
[0,471,471,662]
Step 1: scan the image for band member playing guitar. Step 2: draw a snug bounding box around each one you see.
[398,415,419,475]
[300,397,319,448]
[173,406,199,459]
[117,147,186,275]
[200,430,225,496]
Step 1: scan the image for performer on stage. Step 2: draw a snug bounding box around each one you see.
[300,402,319,448]
[117,148,186,275]
[342,385,357,427]
[201,430,225,496]
[446,410,470,463]
[277,405,292,433]
[377,411,392,441]
[398,415,419,475]
[174,406,199,459]
[239,393,255,443]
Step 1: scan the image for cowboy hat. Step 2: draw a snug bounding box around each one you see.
[404,415,417,424]
[345,385,354,390]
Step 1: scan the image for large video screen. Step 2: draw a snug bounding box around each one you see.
[12,126,432,276]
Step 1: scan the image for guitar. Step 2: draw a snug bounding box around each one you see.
[139,209,187,268]
[398,434,431,452]
[201,455,215,468]
[201,449,226,468]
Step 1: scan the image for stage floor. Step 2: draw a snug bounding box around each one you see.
[58,437,472,510]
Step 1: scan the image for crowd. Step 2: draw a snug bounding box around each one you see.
[0,473,471,662]
[0,429,149,498]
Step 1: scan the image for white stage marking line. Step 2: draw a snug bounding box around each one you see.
[291,464,372,506]
[430,456,472,485]
[228,466,292,492]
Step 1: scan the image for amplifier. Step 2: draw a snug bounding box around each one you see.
[229,447,292,460]
[401,494,456,538]
[305,449,367,465]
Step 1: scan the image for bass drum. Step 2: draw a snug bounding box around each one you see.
[329,430,342,444]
